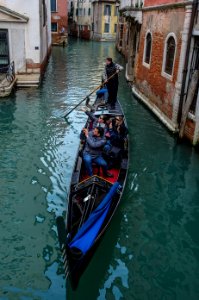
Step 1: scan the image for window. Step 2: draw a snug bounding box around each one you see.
[42,0,47,27]
[164,35,176,76]
[51,22,58,32]
[104,5,111,16]
[144,32,152,65]
[104,23,110,33]
[119,24,123,47]
[114,24,117,33]
[51,0,57,12]
[114,6,119,16]
[88,8,91,15]
[0,29,9,69]
[76,8,78,16]
[84,8,85,15]
[79,8,83,16]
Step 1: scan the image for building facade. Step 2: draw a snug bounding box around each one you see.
[51,0,68,45]
[68,0,119,41]
[68,0,92,39]
[92,0,119,41]
[0,0,51,87]
[117,0,199,145]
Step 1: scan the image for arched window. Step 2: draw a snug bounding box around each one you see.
[144,32,152,64]
[164,36,176,75]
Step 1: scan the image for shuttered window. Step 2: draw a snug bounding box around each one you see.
[104,23,110,33]
[0,30,9,69]
[51,0,57,12]
[104,5,111,16]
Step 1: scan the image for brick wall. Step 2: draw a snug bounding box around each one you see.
[135,7,185,120]
[144,0,184,7]
[51,0,68,41]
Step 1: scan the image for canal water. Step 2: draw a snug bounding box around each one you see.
[0,39,199,300]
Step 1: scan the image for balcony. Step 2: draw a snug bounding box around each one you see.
[119,0,143,24]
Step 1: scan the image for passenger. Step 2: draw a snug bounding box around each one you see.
[82,108,107,130]
[82,126,113,177]
[96,86,109,103]
[115,116,128,140]
[104,116,128,152]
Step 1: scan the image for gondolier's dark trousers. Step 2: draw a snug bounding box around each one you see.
[106,79,118,107]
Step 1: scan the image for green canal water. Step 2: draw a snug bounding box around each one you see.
[0,39,199,300]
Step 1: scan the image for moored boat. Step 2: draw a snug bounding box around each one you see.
[57,92,129,290]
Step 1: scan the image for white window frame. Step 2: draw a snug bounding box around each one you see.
[143,30,152,69]
[162,33,177,81]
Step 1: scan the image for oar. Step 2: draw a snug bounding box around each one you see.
[63,70,118,118]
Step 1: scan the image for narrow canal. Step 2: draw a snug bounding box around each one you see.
[0,39,199,300]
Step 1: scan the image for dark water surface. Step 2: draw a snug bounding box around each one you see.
[0,39,199,300]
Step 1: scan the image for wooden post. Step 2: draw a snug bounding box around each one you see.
[179,69,199,138]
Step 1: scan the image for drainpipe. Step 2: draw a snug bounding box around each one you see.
[176,0,198,126]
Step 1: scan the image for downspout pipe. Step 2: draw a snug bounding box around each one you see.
[177,0,199,125]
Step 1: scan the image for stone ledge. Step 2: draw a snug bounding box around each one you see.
[16,73,40,87]
[132,85,179,133]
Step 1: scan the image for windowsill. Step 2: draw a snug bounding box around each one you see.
[143,61,150,69]
[161,70,173,81]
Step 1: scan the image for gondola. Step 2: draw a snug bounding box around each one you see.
[56,91,129,290]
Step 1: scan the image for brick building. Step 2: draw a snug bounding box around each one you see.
[117,0,199,146]
[51,0,68,45]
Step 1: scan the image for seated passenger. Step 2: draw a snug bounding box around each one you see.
[82,127,113,177]
[82,108,108,130]
[104,116,128,152]
[96,86,109,103]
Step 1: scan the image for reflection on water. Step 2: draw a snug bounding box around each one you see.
[0,39,199,300]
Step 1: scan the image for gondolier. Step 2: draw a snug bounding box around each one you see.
[103,57,123,109]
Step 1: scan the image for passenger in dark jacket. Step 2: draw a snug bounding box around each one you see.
[104,116,128,152]
[82,127,113,177]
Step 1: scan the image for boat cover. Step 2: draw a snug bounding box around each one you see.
[68,182,120,254]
